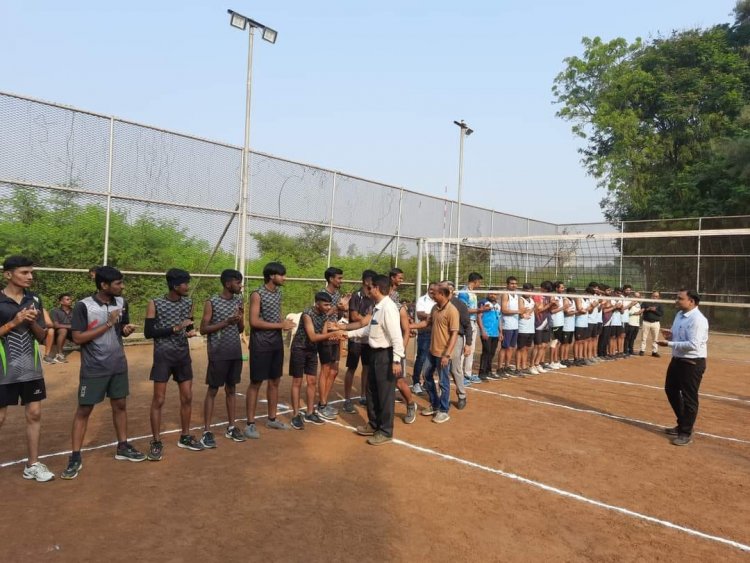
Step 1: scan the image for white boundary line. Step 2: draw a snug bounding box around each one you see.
[555,371,750,404]
[325,419,750,554]
[466,386,750,445]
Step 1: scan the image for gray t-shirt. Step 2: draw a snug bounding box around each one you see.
[72,295,129,378]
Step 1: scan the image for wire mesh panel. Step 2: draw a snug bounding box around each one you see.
[333,174,400,235]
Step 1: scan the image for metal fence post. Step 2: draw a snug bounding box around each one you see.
[102,116,115,266]
[326,172,337,267]
[488,211,494,286]
[619,220,624,287]
[696,216,702,293]
[394,188,404,266]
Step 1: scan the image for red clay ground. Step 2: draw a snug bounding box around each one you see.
[1,334,748,562]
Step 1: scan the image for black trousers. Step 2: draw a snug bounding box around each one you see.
[598,326,611,356]
[479,336,499,375]
[367,347,396,437]
[665,357,706,435]
[624,325,638,354]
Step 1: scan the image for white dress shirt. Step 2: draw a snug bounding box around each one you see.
[347,296,405,362]
[668,307,708,358]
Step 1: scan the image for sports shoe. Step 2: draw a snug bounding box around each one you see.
[304,412,325,425]
[652,352,661,358]
[412,383,424,395]
[672,434,692,446]
[456,397,467,410]
[115,443,146,462]
[421,405,436,416]
[639,351,645,356]
[432,411,451,424]
[556,362,567,369]
[243,422,260,439]
[224,427,245,443]
[463,377,472,387]
[542,363,553,371]
[147,440,163,461]
[316,405,337,421]
[23,461,54,482]
[202,430,218,447]
[469,374,482,384]
[367,431,392,446]
[291,414,305,430]
[536,365,547,373]
[487,372,501,380]
[42,355,58,364]
[55,353,68,363]
[404,403,417,424]
[327,404,340,416]
[528,366,539,375]
[342,399,356,414]
[356,424,376,436]
[664,426,680,436]
[358,396,367,406]
[61,457,82,480]
[266,418,291,431]
[177,434,205,451]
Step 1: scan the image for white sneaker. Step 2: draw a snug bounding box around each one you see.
[556,362,567,369]
[412,383,423,394]
[23,461,55,482]
[535,365,547,373]
[529,366,539,375]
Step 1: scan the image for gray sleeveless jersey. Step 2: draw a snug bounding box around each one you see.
[250,285,283,352]
[152,296,192,364]
[207,294,243,361]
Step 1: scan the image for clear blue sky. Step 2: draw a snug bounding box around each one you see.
[0,0,736,224]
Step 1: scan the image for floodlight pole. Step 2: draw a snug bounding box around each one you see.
[238,26,254,282]
[453,120,472,287]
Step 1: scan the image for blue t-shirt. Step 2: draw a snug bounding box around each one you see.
[457,288,478,321]
[478,299,501,337]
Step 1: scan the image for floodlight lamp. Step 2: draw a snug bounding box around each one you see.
[262,27,278,44]
[465,128,474,136]
[229,11,247,30]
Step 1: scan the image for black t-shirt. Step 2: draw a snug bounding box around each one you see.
[0,290,46,384]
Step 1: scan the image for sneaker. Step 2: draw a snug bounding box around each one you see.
[536,365,547,373]
[457,397,467,410]
[652,352,661,358]
[356,424,376,436]
[42,355,58,364]
[542,363,553,371]
[584,359,596,366]
[528,366,539,375]
[147,440,163,461]
[202,430,219,447]
[342,399,356,414]
[432,411,451,424]
[304,412,325,425]
[412,383,424,395]
[672,434,692,446]
[266,418,291,431]
[224,427,245,443]
[327,404,340,416]
[291,414,305,430]
[421,405,437,416]
[23,461,54,482]
[404,403,417,424]
[664,426,680,436]
[469,374,482,384]
[243,422,260,439]
[358,396,367,406]
[316,405,337,421]
[639,351,645,356]
[367,431,393,446]
[54,353,68,363]
[115,443,146,462]
[61,457,83,480]
[463,377,473,387]
[177,434,205,451]
[487,372,501,380]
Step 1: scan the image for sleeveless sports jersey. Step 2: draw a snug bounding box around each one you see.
[206,294,243,361]
[72,295,128,377]
[588,298,599,324]
[251,285,283,352]
[611,300,623,326]
[152,296,192,364]
[501,294,519,330]
[518,297,535,334]
[291,306,328,351]
[563,298,576,332]
[575,298,590,328]
[621,300,631,324]
[551,295,565,327]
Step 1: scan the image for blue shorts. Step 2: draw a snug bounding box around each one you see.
[501,329,518,349]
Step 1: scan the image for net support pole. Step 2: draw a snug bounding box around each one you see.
[618,221,624,287]
[102,116,115,266]
[696,217,702,292]
[326,172,337,267]
[394,188,404,267]
[416,238,424,318]
[488,211,494,286]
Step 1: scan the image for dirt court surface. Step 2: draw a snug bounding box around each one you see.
[1,334,748,562]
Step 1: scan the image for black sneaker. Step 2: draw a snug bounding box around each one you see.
[639,351,644,356]
[652,352,661,358]
[672,434,692,446]
[358,396,367,406]
[115,443,146,462]
[291,414,305,430]
[147,440,163,461]
[664,426,680,436]
[456,397,467,410]
[342,399,356,414]
[224,426,246,443]
[177,434,205,451]
[202,431,218,448]
[304,412,325,426]
[61,457,83,480]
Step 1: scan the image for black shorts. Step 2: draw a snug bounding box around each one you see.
[78,372,129,406]
[574,326,590,341]
[250,348,284,382]
[346,340,371,369]
[517,333,534,348]
[55,327,74,342]
[610,326,623,338]
[150,361,193,383]
[552,326,564,342]
[206,359,243,388]
[318,343,340,365]
[561,331,574,344]
[590,322,602,338]
[501,329,518,349]
[534,329,551,345]
[290,347,318,378]
[0,379,46,407]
